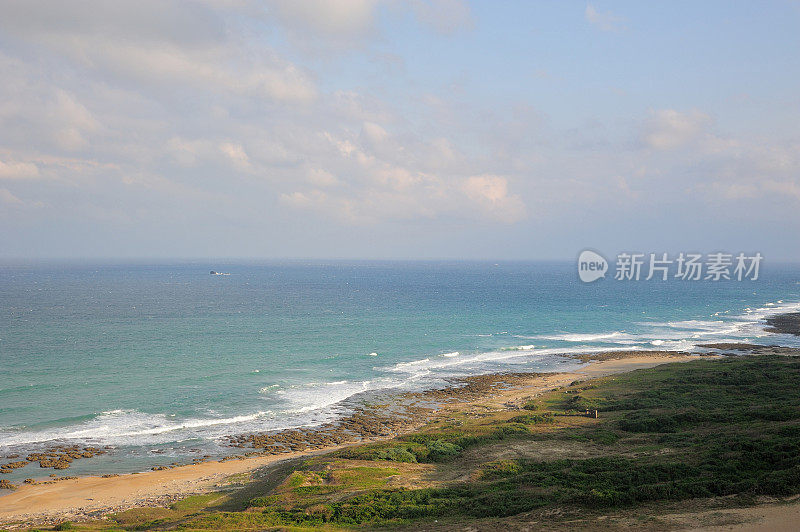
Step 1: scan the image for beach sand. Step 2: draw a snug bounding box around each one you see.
[0,352,709,527]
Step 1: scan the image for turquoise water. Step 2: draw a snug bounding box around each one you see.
[1,261,800,478]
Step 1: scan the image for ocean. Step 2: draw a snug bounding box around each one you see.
[1,260,800,479]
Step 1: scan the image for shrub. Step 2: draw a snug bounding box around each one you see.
[425,440,462,461]
[617,411,678,433]
[376,446,418,463]
[249,495,279,508]
[522,400,540,411]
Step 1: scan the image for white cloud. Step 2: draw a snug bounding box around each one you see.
[166,137,206,167]
[266,0,380,37]
[763,180,800,200]
[275,127,528,225]
[219,142,252,171]
[0,2,317,104]
[0,188,23,205]
[462,174,526,222]
[263,0,473,52]
[585,4,625,32]
[52,40,316,104]
[642,109,712,150]
[306,167,340,187]
[0,160,40,180]
[48,90,102,150]
[701,179,800,202]
[1,1,797,258]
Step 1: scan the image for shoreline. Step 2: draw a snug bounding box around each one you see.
[3,304,797,484]
[4,303,800,528]
[0,351,714,527]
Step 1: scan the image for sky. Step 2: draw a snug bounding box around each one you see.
[0,1,799,260]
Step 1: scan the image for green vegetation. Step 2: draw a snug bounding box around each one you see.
[335,423,531,465]
[507,412,555,425]
[521,399,541,410]
[42,355,800,530]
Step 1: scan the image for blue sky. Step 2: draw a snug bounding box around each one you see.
[0,1,799,260]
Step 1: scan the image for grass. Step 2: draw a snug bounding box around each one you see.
[26,355,800,530]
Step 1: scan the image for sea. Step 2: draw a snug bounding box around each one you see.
[1,260,800,480]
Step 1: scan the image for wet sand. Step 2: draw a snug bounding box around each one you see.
[0,352,708,527]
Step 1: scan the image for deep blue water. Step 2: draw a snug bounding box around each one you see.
[1,261,799,478]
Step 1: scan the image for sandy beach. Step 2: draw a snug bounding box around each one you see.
[0,352,708,527]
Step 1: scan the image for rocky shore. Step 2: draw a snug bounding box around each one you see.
[0,446,107,489]
[765,312,800,336]
[223,371,559,458]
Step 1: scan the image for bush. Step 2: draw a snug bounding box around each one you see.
[585,429,620,445]
[618,411,678,433]
[249,495,279,508]
[425,440,462,461]
[566,394,600,412]
[376,446,418,463]
[522,400,540,411]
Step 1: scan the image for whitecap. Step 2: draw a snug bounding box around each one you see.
[533,331,630,342]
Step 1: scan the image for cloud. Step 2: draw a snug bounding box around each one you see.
[1,1,798,259]
[585,4,626,32]
[462,175,527,222]
[219,142,252,171]
[305,167,340,187]
[49,90,102,150]
[763,180,800,200]
[275,126,528,225]
[262,0,473,51]
[55,40,316,104]
[265,0,380,38]
[700,179,800,202]
[408,0,474,35]
[0,188,23,205]
[0,1,317,104]
[0,160,40,179]
[166,137,207,167]
[642,109,712,150]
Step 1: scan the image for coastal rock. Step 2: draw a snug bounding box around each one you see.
[0,460,28,472]
[765,312,800,336]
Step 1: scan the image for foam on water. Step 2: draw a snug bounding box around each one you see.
[0,409,276,447]
[271,377,401,414]
[531,331,632,342]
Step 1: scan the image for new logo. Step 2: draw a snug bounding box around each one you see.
[578,250,608,283]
